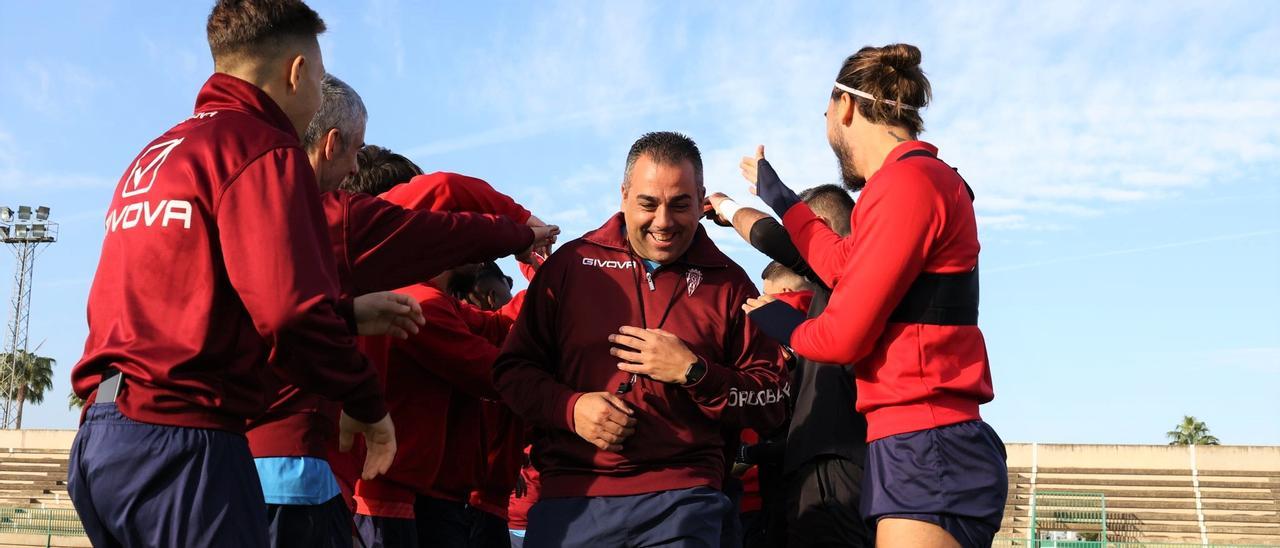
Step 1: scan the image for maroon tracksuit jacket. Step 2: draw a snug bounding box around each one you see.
[494,213,789,499]
[245,190,534,458]
[72,73,384,429]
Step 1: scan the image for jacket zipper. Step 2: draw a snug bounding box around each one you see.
[646,271,655,291]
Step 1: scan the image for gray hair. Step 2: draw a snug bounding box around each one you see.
[302,73,367,153]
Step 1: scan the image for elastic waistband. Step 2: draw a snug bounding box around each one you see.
[81,402,128,424]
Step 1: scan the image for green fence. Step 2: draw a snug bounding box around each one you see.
[995,540,1277,548]
[1032,490,1109,542]
[0,506,86,537]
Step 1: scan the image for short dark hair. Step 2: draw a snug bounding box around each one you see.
[799,184,855,236]
[761,261,813,292]
[446,262,511,299]
[206,0,326,61]
[341,145,424,196]
[623,131,704,190]
[475,261,513,288]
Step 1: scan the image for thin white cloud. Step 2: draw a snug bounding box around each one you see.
[363,0,405,78]
[7,60,108,115]
[0,129,115,191]
[404,81,742,158]
[984,228,1280,273]
[398,1,1277,235]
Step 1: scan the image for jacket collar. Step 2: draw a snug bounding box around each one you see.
[194,73,299,140]
[581,212,730,269]
[884,140,938,165]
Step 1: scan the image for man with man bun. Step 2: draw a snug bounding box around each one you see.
[743,44,1007,548]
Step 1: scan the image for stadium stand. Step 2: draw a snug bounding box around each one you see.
[0,431,1275,546]
[1001,444,1280,546]
[0,431,85,547]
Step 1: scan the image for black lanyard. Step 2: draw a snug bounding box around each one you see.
[616,254,685,394]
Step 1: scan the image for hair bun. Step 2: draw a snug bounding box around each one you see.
[876,43,922,72]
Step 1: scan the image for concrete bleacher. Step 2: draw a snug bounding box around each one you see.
[0,448,72,509]
[0,432,1275,546]
[0,430,84,547]
[1001,444,1280,545]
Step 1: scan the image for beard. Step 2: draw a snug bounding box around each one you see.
[830,133,866,192]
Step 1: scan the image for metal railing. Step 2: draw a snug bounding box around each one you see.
[995,540,1277,548]
[1031,490,1109,542]
[0,506,86,543]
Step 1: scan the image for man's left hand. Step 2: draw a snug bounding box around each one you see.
[741,294,778,315]
[610,326,699,384]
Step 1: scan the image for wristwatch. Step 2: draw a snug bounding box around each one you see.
[681,359,707,386]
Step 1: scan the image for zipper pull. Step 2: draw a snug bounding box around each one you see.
[646,271,655,291]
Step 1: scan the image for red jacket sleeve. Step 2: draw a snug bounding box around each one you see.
[392,293,509,400]
[333,192,535,296]
[492,259,582,432]
[780,203,857,288]
[785,171,942,365]
[681,282,789,431]
[433,173,533,223]
[216,148,385,423]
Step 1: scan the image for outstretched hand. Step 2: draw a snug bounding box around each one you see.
[354,291,425,339]
[740,145,800,216]
[519,216,559,264]
[739,145,766,193]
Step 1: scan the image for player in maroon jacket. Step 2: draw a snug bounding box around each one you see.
[66,2,425,547]
[742,44,1007,548]
[494,132,788,547]
[245,75,555,548]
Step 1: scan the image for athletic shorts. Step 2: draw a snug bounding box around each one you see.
[861,420,1007,548]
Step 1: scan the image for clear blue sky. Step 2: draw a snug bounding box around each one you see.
[1,1,1277,444]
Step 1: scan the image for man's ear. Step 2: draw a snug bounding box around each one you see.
[286,54,307,96]
[323,128,342,161]
[839,93,857,126]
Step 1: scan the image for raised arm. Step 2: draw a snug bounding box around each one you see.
[788,174,941,365]
[331,191,537,296]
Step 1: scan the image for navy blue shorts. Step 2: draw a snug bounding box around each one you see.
[355,496,493,548]
[68,403,269,548]
[267,495,353,548]
[861,420,1007,548]
[525,486,731,548]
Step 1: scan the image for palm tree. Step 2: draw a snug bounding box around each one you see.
[0,350,56,429]
[1166,415,1221,446]
[68,391,84,411]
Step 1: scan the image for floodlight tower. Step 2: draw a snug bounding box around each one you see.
[0,205,59,429]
